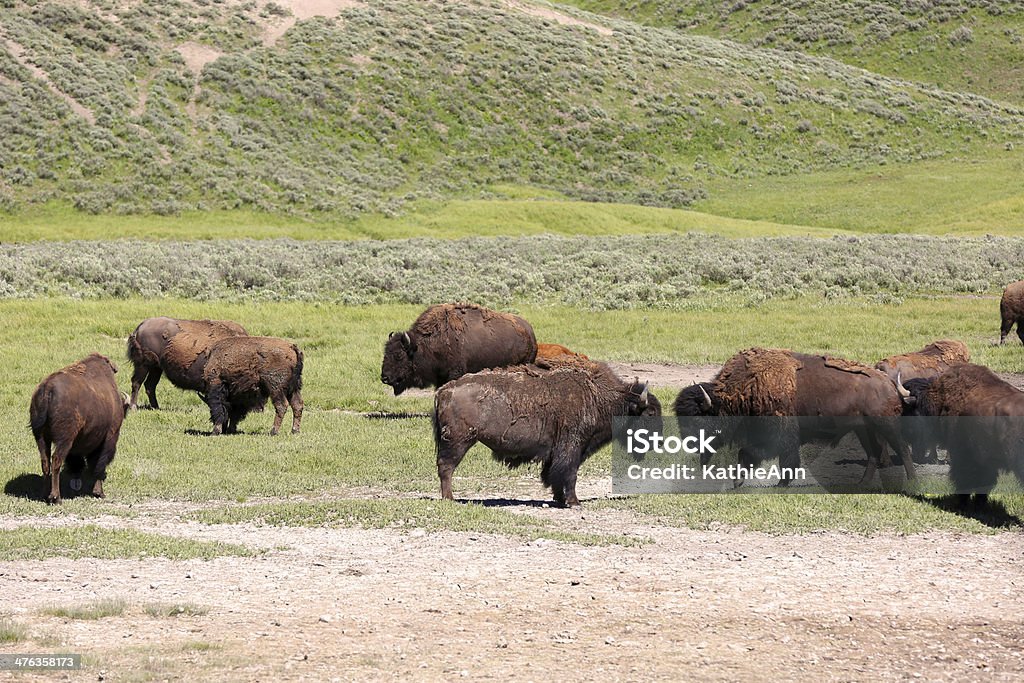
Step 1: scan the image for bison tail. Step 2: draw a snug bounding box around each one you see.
[431,394,444,458]
[29,385,49,436]
[126,324,156,366]
[289,344,304,393]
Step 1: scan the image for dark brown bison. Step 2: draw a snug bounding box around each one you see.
[898,364,1024,505]
[1000,281,1024,345]
[127,317,247,409]
[433,360,661,507]
[380,303,537,396]
[203,336,304,435]
[30,354,129,505]
[675,348,915,484]
[875,340,970,463]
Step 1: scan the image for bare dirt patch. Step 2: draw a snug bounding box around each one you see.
[506,0,614,36]
[260,0,364,47]
[1,495,1021,680]
[176,42,224,75]
[0,36,95,125]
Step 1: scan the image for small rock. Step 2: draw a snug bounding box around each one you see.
[605,636,615,645]
[319,615,332,623]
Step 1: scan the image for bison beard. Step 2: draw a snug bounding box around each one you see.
[203,337,304,436]
[432,363,659,507]
[30,353,129,505]
[380,303,538,395]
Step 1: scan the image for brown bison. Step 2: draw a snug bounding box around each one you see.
[675,348,915,484]
[380,303,537,396]
[203,336,304,435]
[875,340,970,463]
[536,343,588,363]
[30,354,129,505]
[433,360,661,507]
[1000,281,1024,345]
[898,364,1024,505]
[127,317,247,409]
[875,340,971,382]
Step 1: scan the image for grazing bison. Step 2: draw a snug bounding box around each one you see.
[433,361,661,507]
[1000,281,1024,345]
[30,354,129,505]
[875,340,970,463]
[203,337,304,435]
[675,348,915,484]
[898,364,1024,505]
[127,317,247,409]
[380,303,537,396]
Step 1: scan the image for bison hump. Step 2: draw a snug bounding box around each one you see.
[822,356,875,376]
[715,348,800,416]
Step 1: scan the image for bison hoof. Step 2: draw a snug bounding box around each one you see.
[291,427,300,434]
[69,478,82,492]
[46,496,61,506]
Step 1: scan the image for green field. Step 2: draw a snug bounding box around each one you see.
[2,297,1021,547]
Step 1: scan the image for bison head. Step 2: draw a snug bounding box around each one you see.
[380,331,418,396]
[896,373,934,416]
[673,382,718,417]
[625,380,661,417]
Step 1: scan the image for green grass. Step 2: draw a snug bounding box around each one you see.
[0,617,28,643]
[191,498,645,546]
[1,297,1021,532]
[0,197,843,242]
[594,492,1024,534]
[0,525,255,561]
[42,598,128,621]
[143,603,210,618]
[697,154,1024,234]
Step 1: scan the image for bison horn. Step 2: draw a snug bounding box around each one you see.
[402,331,412,348]
[639,382,649,403]
[699,384,713,410]
[895,372,911,400]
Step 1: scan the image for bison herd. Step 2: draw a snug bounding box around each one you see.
[26,282,1024,506]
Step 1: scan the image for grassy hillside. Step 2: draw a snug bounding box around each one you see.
[563,0,1024,104]
[0,0,1021,225]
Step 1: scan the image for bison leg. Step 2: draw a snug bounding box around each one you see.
[1000,316,1013,345]
[1016,321,1024,346]
[269,394,289,436]
[47,441,72,505]
[143,367,162,410]
[289,390,303,434]
[207,381,228,435]
[89,438,118,499]
[545,447,582,508]
[437,441,472,501]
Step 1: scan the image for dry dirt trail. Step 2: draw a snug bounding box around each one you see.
[1,489,1022,681]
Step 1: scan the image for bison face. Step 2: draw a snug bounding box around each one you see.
[380,331,418,396]
[625,381,661,417]
[896,375,934,416]
[673,383,718,417]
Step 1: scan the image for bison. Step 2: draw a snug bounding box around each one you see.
[898,364,1024,505]
[380,303,537,396]
[30,354,129,505]
[433,360,661,507]
[127,317,247,410]
[203,336,304,435]
[675,348,915,485]
[1000,281,1024,345]
[875,340,970,463]
[536,343,588,363]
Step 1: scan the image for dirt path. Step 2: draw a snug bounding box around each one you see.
[1,491,1022,681]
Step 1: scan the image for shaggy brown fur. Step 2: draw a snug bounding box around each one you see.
[30,354,129,505]
[380,303,537,395]
[875,340,971,382]
[900,364,1024,502]
[127,317,247,409]
[203,336,303,436]
[1000,281,1024,344]
[714,347,801,417]
[683,348,914,484]
[536,343,588,363]
[433,361,659,507]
